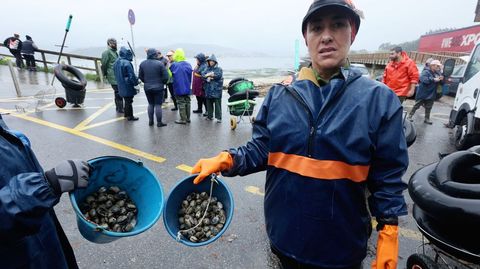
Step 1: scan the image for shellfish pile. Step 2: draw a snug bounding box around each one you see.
[80,186,138,233]
[178,191,226,243]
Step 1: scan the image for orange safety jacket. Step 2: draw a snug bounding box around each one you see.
[383,51,419,97]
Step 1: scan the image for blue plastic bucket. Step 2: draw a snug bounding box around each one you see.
[69,156,164,244]
[163,174,234,247]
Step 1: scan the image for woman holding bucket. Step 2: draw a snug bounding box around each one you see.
[192,0,408,268]
[0,114,91,268]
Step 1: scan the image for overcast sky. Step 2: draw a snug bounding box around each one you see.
[1,0,478,56]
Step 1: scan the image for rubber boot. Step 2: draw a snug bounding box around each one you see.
[424,108,433,125]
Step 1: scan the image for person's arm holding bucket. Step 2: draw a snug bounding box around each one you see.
[0,137,91,242]
[191,88,273,183]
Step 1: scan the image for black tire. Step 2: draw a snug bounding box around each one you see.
[227,90,259,102]
[406,254,438,269]
[228,77,246,88]
[408,163,480,225]
[54,64,87,91]
[434,151,480,198]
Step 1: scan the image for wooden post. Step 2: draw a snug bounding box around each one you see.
[41,52,48,71]
[67,56,72,65]
[95,60,104,87]
[7,61,21,97]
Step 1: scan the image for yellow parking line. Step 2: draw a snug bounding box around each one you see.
[74,102,114,130]
[78,111,147,131]
[176,164,193,173]
[245,186,265,196]
[0,109,166,163]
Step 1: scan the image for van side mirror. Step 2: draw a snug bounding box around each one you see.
[443,58,456,77]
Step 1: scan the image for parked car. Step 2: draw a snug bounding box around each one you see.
[351,63,370,78]
[445,64,466,96]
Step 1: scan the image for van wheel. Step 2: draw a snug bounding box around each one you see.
[406,254,437,269]
[455,123,475,150]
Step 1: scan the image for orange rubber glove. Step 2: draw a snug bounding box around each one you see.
[191,152,234,184]
[371,224,399,269]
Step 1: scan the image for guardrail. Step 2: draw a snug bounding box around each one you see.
[0,43,103,83]
[348,51,468,66]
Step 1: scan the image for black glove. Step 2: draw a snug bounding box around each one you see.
[45,159,91,195]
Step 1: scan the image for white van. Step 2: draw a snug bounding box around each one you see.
[446,45,480,149]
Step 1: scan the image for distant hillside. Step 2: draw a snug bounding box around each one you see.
[70,43,269,58]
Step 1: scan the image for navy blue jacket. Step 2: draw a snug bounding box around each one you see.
[139,49,169,91]
[21,39,38,55]
[113,47,138,97]
[0,115,77,269]
[224,67,408,267]
[416,68,443,100]
[202,55,223,99]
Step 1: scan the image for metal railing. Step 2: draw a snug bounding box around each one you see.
[348,51,468,66]
[0,43,103,82]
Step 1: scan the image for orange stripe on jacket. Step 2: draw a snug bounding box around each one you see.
[268,152,370,182]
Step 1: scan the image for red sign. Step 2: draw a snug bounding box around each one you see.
[418,25,480,54]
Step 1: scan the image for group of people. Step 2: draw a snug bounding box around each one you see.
[3,0,439,268]
[383,46,445,124]
[3,33,38,71]
[100,39,224,126]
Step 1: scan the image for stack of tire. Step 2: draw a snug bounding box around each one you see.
[408,146,480,266]
[54,64,87,108]
[227,77,259,116]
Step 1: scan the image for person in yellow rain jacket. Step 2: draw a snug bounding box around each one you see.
[191,0,408,268]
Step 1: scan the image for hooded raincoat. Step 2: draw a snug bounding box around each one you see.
[0,115,77,269]
[223,67,408,267]
[113,47,138,97]
[202,54,223,99]
[415,68,443,100]
[192,53,207,97]
[169,49,193,96]
[139,48,169,92]
[383,51,419,97]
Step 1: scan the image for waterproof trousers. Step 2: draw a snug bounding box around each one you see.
[123,96,134,118]
[409,99,434,120]
[111,85,124,113]
[206,97,222,120]
[176,95,191,122]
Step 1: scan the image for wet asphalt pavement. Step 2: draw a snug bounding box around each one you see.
[0,68,465,268]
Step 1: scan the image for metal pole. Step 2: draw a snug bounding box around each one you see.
[51,15,73,86]
[130,24,137,73]
[8,61,21,97]
[294,39,300,71]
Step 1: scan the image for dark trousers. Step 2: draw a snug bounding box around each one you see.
[123,96,134,118]
[111,85,124,112]
[10,49,24,68]
[206,97,222,120]
[167,83,177,108]
[176,95,191,122]
[397,96,407,104]
[195,96,206,112]
[409,99,434,119]
[163,85,168,101]
[271,246,362,269]
[23,54,36,69]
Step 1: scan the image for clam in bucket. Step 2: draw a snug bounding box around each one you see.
[163,174,234,247]
[69,156,164,244]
